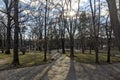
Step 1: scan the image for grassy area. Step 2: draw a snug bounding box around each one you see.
[66,51,120,64]
[0,51,51,70]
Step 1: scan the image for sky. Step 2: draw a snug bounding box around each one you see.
[0,0,109,27]
[0,0,111,22]
[20,0,88,9]
[0,0,108,14]
[19,0,108,16]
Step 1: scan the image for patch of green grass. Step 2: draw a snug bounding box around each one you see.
[0,51,51,70]
[0,54,12,59]
[66,52,120,63]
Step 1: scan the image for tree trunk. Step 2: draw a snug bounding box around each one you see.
[12,0,19,66]
[118,46,120,52]
[81,45,85,54]
[119,0,120,9]
[107,38,111,63]
[43,0,48,62]
[70,35,74,59]
[61,38,65,54]
[20,32,23,48]
[56,39,59,52]
[89,38,92,54]
[1,42,4,53]
[106,0,120,48]
[0,36,4,53]
[95,36,99,63]
[81,37,85,54]
[2,31,6,53]
[0,36,2,53]
[95,0,100,63]
[6,13,11,54]
[61,13,65,54]
[105,15,112,63]
[89,35,92,54]
[89,46,92,54]
[89,0,100,63]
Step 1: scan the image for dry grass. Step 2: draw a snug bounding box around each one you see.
[0,51,51,70]
[66,51,120,64]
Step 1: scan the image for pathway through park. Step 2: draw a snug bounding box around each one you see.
[0,53,120,80]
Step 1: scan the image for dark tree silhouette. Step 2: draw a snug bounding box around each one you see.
[0,0,14,54]
[43,0,48,62]
[106,0,120,51]
[12,0,19,66]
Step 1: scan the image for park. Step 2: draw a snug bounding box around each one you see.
[0,0,120,80]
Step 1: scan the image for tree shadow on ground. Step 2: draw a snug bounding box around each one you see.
[75,62,120,80]
[66,58,78,80]
[38,62,54,80]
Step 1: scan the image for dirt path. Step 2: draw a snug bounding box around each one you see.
[0,54,120,80]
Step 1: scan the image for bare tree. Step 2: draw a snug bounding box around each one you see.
[89,0,101,63]
[0,17,6,53]
[0,0,14,54]
[64,0,80,58]
[78,11,88,54]
[58,2,66,54]
[105,15,112,63]
[12,0,20,65]
[43,0,48,62]
[106,0,120,51]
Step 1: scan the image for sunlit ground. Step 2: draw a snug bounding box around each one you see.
[66,50,120,64]
[0,51,51,70]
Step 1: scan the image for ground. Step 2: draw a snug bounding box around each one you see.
[0,54,120,80]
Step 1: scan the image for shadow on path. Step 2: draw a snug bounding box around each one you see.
[38,62,54,80]
[66,59,78,80]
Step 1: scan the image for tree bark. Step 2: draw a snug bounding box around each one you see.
[106,0,120,48]
[5,8,12,54]
[107,38,111,63]
[43,0,48,62]
[105,15,112,63]
[70,35,74,59]
[20,31,23,48]
[89,0,99,63]
[81,37,85,54]
[12,0,19,66]
[6,27,11,54]
[89,37,92,54]
[61,38,65,54]
[94,36,99,63]
[118,46,120,52]
[61,13,65,54]
[119,0,120,9]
